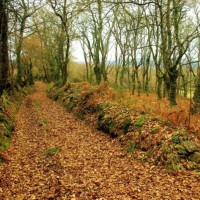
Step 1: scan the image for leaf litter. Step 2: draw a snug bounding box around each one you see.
[0,82,199,200]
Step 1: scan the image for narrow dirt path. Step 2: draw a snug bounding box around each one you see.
[0,82,199,200]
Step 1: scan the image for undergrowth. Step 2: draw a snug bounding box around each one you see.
[47,82,200,172]
[0,85,32,158]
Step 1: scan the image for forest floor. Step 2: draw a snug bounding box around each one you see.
[0,82,199,200]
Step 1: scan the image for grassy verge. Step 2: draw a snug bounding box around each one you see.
[0,86,32,162]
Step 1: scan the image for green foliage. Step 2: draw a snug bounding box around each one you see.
[1,130,12,138]
[1,91,10,109]
[134,117,146,133]
[23,86,32,95]
[0,115,14,135]
[45,147,61,156]
[46,82,55,93]
[55,80,65,87]
[0,138,10,151]
[97,102,110,111]
[0,85,30,153]
[178,128,188,141]
[134,117,146,128]
[66,102,76,112]
[0,115,8,123]
[146,149,153,158]
[76,111,85,119]
[172,133,181,144]
[165,153,181,172]
[52,93,59,100]
[126,142,135,154]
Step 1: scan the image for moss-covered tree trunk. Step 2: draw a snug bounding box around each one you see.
[27,60,34,85]
[191,77,200,114]
[0,0,9,94]
[168,67,178,105]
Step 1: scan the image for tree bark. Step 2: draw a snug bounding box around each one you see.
[0,0,9,94]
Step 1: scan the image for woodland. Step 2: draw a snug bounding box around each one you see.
[0,0,200,199]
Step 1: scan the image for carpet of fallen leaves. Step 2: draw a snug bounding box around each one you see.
[0,82,199,200]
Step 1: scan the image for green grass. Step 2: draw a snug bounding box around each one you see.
[134,117,146,128]
[45,147,61,156]
[126,142,135,154]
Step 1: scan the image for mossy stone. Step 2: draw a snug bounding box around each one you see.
[122,117,132,134]
[182,141,198,153]
[188,152,200,163]
[175,145,188,155]
[97,114,116,137]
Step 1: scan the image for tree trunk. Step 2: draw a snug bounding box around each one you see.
[27,60,34,85]
[101,60,108,82]
[191,77,200,114]
[16,18,26,86]
[94,64,101,85]
[168,67,178,105]
[0,0,9,94]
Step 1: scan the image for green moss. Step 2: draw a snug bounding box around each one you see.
[0,115,8,123]
[1,91,10,109]
[5,121,14,132]
[1,130,12,138]
[66,102,76,112]
[97,114,116,137]
[45,147,61,157]
[0,115,14,134]
[172,133,181,144]
[179,128,188,141]
[76,111,85,119]
[122,117,132,133]
[175,144,188,155]
[97,102,110,111]
[134,117,146,128]
[165,153,181,172]
[0,137,10,151]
